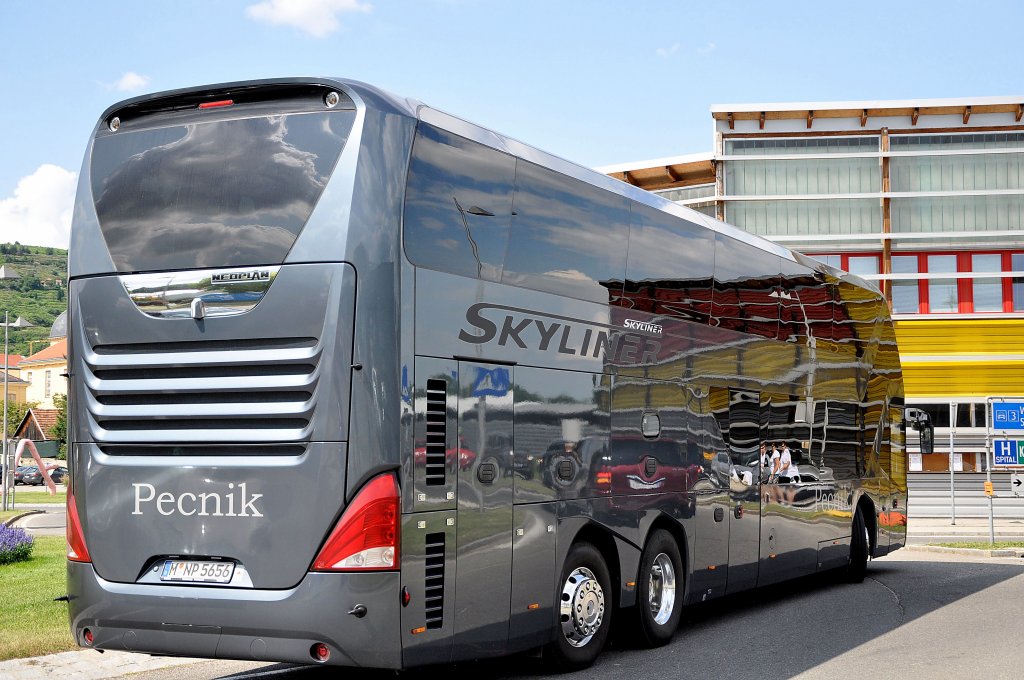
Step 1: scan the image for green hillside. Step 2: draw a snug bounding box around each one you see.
[0,243,68,356]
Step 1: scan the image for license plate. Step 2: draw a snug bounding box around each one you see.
[160,559,235,583]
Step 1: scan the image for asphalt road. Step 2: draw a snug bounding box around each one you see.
[122,551,1024,680]
[15,507,66,536]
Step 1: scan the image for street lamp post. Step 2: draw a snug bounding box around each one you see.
[1,314,33,511]
[1,265,34,510]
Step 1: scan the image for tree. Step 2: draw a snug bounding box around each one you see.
[49,393,67,460]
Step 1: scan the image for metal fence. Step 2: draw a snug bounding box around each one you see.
[907,472,1024,518]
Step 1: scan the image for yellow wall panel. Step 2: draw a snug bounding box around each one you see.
[895,319,1024,398]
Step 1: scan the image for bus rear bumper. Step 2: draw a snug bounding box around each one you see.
[67,561,403,669]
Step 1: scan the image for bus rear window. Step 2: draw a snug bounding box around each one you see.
[91,110,355,272]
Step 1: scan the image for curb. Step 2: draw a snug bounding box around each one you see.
[2,510,42,527]
[903,544,1024,558]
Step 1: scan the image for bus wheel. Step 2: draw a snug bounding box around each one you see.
[635,529,683,647]
[845,508,869,583]
[545,542,612,671]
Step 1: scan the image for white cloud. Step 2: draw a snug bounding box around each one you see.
[246,0,372,38]
[0,165,78,249]
[697,42,716,55]
[110,71,151,92]
[656,43,681,58]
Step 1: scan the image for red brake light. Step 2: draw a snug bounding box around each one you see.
[595,471,612,486]
[67,486,92,563]
[312,474,399,571]
[198,99,234,109]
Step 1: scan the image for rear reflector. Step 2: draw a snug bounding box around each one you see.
[67,487,92,563]
[311,473,399,571]
[198,99,234,109]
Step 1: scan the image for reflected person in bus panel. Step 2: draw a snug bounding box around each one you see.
[777,441,798,483]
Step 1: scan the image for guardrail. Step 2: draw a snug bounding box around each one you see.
[908,472,1024,518]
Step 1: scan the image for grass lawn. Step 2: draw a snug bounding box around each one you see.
[0,535,76,661]
[932,541,1024,549]
[5,490,65,505]
[0,510,26,524]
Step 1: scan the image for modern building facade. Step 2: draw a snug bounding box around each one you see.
[601,96,1024,473]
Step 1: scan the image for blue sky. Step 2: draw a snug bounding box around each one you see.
[1,0,1022,248]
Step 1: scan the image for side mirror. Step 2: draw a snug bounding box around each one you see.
[905,408,934,454]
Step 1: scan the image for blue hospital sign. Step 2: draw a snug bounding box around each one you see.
[993,439,1024,466]
[992,402,1024,430]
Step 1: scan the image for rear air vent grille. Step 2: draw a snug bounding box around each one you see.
[424,532,445,630]
[82,337,321,445]
[424,379,447,486]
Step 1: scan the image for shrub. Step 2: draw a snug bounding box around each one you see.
[0,525,35,564]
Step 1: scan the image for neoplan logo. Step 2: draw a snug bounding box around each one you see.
[211,270,271,284]
[132,482,264,518]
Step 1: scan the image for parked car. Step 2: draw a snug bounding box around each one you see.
[48,467,68,484]
[16,465,43,485]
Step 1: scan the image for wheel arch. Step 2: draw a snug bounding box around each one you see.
[569,523,622,607]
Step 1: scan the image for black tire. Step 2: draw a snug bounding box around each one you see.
[634,529,683,647]
[544,542,613,672]
[845,508,869,583]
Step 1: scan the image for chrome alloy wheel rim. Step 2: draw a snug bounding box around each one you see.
[559,566,605,647]
[648,552,676,625]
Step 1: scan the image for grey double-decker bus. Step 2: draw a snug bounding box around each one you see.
[66,78,910,671]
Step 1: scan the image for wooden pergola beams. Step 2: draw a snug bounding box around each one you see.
[713,101,1024,130]
[606,159,716,192]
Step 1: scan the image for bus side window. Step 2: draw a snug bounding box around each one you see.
[621,203,715,323]
[403,123,515,281]
[502,161,629,304]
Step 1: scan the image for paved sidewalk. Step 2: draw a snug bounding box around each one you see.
[0,649,206,679]
[906,516,1024,543]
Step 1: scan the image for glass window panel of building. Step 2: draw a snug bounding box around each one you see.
[891,195,1024,233]
[725,136,879,156]
[725,158,880,196]
[890,132,1024,152]
[726,198,880,236]
[847,255,879,276]
[971,253,1003,312]
[927,254,958,313]
[891,254,921,314]
[890,152,1024,193]
[1013,253,1024,311]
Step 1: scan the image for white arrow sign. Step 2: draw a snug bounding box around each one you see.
[1013,472,1024,497]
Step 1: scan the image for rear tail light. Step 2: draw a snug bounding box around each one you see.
[67,486,92,563]
[312,473,399,571]
[595,470,612,486]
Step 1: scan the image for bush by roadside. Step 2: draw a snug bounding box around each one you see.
[0,525,34,564]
